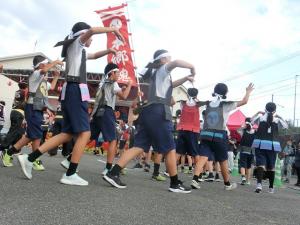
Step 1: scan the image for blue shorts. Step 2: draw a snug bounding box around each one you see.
[133,104,175,154]
[91,106,117,142]
[199,130,229,162]
[61,83,90,134]
[240,153,253,169]
[255,148,277,170]
[176,130,200,156]
[25,104,43,139]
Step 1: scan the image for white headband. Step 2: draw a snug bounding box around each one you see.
[138,52,171,76]
[153,52,171,62]
[68,29,88,39]
[34,59,49,69]
[105,68,119,77]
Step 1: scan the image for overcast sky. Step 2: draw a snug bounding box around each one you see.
[1,0,300,123]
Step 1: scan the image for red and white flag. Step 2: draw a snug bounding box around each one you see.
[96,4,136,86]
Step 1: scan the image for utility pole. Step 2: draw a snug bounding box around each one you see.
[272,94,274,102]
[293,75,299,127]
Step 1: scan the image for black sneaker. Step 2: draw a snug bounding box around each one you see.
[191,179,201,189]
[144,164,150,172]
[205,173,214,182]
[169,182,192,193]
[132,163,143,169]
[215,173,221,182]
[103,173,127,189]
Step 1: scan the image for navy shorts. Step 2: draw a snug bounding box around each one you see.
[25,104,43,139]
[176,130,200,156]
[255,148,277,170]
[61,83,90,134]
[133,104,175,154]
[90,106,116,142]
[199,130,229,162]
[240,153,253,169]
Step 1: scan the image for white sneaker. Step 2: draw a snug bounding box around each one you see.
[163,171,169,177]
[17,154,33,180]
[60,159,79,172]
[224,183,237,191]
[255,183,263,193]
[60,159,70,169]
[268,188,275,194]
[60,173,88,186]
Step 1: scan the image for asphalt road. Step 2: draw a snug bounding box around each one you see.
[1,150,300,225]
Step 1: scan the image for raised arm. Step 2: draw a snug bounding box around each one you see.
[172,75,195,88]
[40,60,64,75]
[117,80,133,100]
[88,48,117,60]
[80,27,124,45]
[237,83,254,107]
[49,71,60,91]
[274,115,288,129]
[166,60,195,75]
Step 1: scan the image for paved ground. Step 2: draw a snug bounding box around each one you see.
[0,150,300,225]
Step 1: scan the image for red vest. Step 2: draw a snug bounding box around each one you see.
[177,103,200,133]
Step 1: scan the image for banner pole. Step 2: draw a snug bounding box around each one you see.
[124,2,143,103]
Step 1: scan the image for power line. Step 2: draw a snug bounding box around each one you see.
[198,50,300,89]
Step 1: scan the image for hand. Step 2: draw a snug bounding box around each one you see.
[113,28,125,43]
[137,91,144,97]
[186,75,195,82]
[55,60,64,66]
[127,79,132,86]
[190,67,196,76]
[109,48,117,55]
[246,83,254,94]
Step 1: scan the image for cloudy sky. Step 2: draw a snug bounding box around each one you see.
[1,0,300,123]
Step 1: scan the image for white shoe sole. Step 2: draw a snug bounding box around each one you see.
[103,175,127,189]
[17,155,32,180]
[60,178,88,186]
[169,188,192,193]
[225,183,237,191]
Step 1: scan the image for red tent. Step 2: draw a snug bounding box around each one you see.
[227,109,246,130]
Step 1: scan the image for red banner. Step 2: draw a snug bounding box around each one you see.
[96,4,136,86]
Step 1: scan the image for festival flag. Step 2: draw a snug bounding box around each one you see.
[96,4,136,86]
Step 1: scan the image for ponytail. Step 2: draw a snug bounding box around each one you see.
[267,112,273,128]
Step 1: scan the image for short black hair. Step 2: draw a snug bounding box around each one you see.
[33,55,46,68]
[104,63,119,76]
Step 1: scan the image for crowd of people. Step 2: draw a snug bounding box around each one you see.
[0,21,300,195]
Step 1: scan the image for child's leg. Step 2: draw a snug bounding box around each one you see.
[219,160,230,182]
[13,135,32,151]
[38,133,73,153]
[153,152,163,176]
[69,131,90,163]
[106,140,117,170]
[187,155,193,172]
[112,147,144,171]
[194,156,208,177]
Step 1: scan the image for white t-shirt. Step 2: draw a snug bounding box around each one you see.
[99,81,122,110]
[153,64,172,98]
[66,38,87,77]
[27,70,51,104]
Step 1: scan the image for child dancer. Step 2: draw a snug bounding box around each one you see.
[104,49,195,193]
[251,103,288,193]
